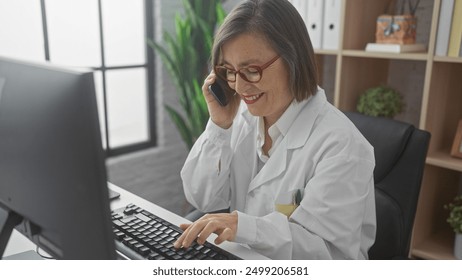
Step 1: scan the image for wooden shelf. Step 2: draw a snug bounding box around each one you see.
[433,56,462,63]
[342,49,429,61]
[316,0,462,259]
[427,151,462,172]
[411,230,456,260]
[314,49,338,56]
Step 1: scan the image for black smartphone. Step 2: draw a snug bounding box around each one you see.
[208,81,229,106]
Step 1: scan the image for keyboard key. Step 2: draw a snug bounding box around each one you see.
[135,213,151,223]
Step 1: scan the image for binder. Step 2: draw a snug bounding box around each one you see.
[448,0,462,57]
[306,0,325,49]
[459,38,462,57]
[322,0,342,50]
[435,0,455,56]
[290,0,309,26]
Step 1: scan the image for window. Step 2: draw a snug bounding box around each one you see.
[0,0,156,156]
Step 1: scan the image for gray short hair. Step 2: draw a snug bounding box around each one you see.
[211,0,318,101]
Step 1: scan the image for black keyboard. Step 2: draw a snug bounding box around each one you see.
[111,203,241,260]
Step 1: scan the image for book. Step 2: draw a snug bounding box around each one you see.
[448,0,462,57]
[365,43,426,53]
[435,0,455,56]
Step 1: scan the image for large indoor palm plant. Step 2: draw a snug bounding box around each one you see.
[148,0,226,149]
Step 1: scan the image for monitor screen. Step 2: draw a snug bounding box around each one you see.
[0,56,116,259]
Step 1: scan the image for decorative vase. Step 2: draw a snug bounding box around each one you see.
[455,234,462,260]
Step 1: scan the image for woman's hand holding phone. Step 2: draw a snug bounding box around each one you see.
[202,72,240,129]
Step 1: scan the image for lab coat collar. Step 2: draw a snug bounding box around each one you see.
[240,88,327,193]
[239,87,326,149]
[285,88,326,149]
[236,106,258,171]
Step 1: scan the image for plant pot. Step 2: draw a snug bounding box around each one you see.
[455,233,462,260]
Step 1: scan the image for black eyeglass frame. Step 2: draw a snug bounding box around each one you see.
[214,54,280,83]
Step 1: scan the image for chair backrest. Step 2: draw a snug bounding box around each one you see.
[344,112,430,260]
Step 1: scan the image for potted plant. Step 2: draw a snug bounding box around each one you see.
[356,85,404,118]
[148,0,226,149]
[444,195,462,259]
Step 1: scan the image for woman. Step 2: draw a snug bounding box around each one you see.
[173,0,376,259]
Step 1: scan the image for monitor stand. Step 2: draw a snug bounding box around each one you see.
[2,250,43,260]
[0,207,23,257]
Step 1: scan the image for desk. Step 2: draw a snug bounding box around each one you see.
[3,183,266,260]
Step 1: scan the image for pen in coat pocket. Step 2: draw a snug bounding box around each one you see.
[294,189,302,205]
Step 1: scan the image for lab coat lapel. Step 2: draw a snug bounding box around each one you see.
[284,90,325,149]
[247,138,288,193]
[246,89,327,194]
[236,127,256,171]
[236,110,258,171]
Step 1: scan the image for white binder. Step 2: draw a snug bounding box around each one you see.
[435,0,455,56]
[290,0,309,26]
[306,0,325,50]
[322,0,341,50]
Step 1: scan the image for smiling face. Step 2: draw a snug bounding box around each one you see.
[220,32,294,127]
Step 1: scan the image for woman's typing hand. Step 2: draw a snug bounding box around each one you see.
[173,211,238,249]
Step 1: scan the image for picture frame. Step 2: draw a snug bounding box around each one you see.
[451,120,462,159]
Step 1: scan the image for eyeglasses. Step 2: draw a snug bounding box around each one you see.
[214,55,280,83]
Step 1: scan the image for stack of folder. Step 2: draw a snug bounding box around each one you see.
[435,0,462,57]
[290,0,342,50]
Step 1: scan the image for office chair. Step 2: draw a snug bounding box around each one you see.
[344,112,430,260]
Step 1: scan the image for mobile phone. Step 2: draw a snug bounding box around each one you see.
[208,81,229,106]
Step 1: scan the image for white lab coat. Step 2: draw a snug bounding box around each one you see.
[181,89,376,259]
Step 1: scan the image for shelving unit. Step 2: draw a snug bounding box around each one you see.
[315,0,462,259]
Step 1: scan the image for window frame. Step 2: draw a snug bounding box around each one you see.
[39,0,157,157]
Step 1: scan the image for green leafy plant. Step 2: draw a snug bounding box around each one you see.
[356,86,404,118]
[445,195,462,234]
[148,0,226,149]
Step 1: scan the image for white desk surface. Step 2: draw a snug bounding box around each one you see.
[3,183,267,260]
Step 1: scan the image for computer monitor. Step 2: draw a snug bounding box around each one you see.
[0,56,116,259]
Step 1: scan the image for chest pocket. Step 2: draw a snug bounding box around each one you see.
[274,189,304,217]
